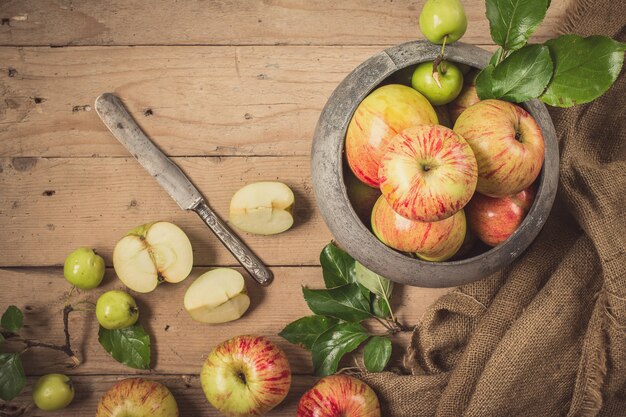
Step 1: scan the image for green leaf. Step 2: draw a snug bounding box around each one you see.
[363,336,392,373]
[541,35,626,107]
[320,242,356,288]
[279,315,338,350]
[98,324,151,370]
[311,322,369,376]
[303,284,372,322]
[0,353,26,401]
[372,295,391,319]
[486,0,550,51]
[475,65,497,100]
[354,261,393,300]
[1,306,23,334]
[489,44,553,102]
[489,47,504,67]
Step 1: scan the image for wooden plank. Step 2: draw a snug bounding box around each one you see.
[0,45,382,158]
[0,156,332,267]
[1,374,319,416]
[0,0,572,47]
[0,267,451,376]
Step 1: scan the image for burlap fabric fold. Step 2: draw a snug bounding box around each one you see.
[359,1,626,415]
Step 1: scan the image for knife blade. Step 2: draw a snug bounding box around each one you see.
[95,93,273,286]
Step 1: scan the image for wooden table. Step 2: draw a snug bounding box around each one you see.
[0,1,571,415]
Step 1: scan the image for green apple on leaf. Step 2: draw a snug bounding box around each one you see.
[32,374,75,411]
[64,247,105,290]
[96,290,139,330]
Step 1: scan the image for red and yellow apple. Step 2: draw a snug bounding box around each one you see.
[378,124,477,222]
[453,99,544,197]
[96,378,179,417]
[372,196,466,261]
[297,375,381,417]
[345,170,381,225]
[345,84,438,187]
[449,83,480,124]
[201,335,291,417]
[466,185,537,247]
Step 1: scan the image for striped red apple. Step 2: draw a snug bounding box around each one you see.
[200,335,291,417]
[378,124,477,222]
[372,195,467,261]
[297,375,381,417]
[453,99,545,197]
[449,83,480,124]
[346,84,438,187]
[466,185,537,247]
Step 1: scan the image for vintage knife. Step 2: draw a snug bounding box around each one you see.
[95,93,273,286]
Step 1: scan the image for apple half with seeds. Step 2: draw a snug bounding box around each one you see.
[229,181,295,235]
[184,268,250,324]
[113,221,193,293]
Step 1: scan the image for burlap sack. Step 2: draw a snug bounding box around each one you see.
[359,1,626,415]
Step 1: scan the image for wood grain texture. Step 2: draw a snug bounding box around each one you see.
[0,0,572,47]
[0,156,330,267]
[0,45,381,158]
[1,374,318,416]
[0,267,450,376]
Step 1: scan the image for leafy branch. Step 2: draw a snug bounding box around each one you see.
[279,242,412,376]
[476,0,625,106]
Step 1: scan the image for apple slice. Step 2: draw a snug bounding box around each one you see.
[229,182,295,235]
[113,221,193,293]
[184,269,250,324]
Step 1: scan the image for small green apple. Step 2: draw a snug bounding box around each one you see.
[96,290,139,330]
[411,61,463,105]
[63,247,105,290]
[32,374,75,411]
[419,0,468,44]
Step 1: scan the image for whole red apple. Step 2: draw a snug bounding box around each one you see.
[466,185,537,247]
[96,378,179,417]
[371,195,466,261]
[297,375,381,417]
[378,124,477,222]
[345,84,438,187]
[453,99,544,197]
[200,335,291,417]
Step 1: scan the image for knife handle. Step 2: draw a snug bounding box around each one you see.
[193,201,274,286]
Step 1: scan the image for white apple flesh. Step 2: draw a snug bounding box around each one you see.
[113,221,193,293]
[184,268,250,324]
[229,182,295,235]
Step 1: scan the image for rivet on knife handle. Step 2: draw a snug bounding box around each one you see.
[193,201,274,286]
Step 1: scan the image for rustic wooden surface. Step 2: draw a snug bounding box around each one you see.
[0,1,571,415]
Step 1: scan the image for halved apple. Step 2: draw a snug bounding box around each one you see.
[229,182,295,235]
[113,221,193,293]
[184,268,250,324]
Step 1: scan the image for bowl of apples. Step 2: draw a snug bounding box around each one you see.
[311,39,558,288]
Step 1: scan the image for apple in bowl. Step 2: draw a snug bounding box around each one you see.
[345,84,438,187]
[453,99,545,197]
[378,124,477,222]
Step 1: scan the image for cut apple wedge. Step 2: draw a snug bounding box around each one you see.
[113,221,193,293]
[229,181,295,235]
[184,268,250,324]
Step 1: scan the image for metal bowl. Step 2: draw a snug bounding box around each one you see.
[311,41,558,288]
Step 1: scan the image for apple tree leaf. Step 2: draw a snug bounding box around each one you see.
[0,353,26,401]
[489,44,553,102]
[486,0,550,51]
[278,315,338,350]
[372,295,391,319]
[475,65,497,100]
[303,284,372,322]
[311,322,369,376]
[320,242,357,288]
[541,35,626,107]
[98,324,151,370]
[1,306,23,334]
[354,261,393,300]
[363,336,392,373]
